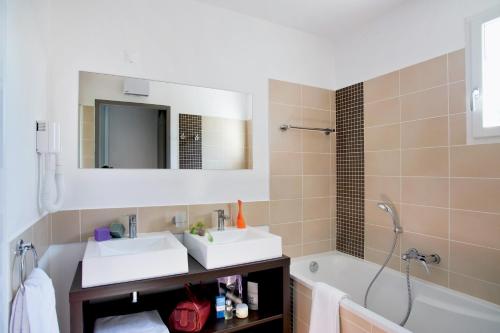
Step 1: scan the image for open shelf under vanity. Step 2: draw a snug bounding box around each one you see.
[69,255,290,333]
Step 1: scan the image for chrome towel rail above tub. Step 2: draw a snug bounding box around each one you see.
[15,239,38,292]
[280,124,335,135]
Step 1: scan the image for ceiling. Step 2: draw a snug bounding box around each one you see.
[194,0,408,41]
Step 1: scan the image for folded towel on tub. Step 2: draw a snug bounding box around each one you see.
[309,282,348,333]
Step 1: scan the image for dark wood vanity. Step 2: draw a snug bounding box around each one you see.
[69,256,290,333]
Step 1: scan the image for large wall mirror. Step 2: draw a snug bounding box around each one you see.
[78,72,253,169]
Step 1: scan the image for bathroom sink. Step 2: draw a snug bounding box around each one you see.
[82,231,188,288]
[184,227,282,269]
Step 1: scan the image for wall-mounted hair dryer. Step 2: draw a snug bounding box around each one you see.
[36,121,64,213]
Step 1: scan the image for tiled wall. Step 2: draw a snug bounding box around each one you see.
[293,280,391,333]
[269,79,336,257]
[79,105,95,168]
[363,49,500,305]
[179,113,202,169]
[335,83,365,258]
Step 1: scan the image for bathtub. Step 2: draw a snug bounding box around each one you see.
[290,251,500,333]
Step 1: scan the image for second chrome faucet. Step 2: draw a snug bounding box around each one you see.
[214,209,230,231]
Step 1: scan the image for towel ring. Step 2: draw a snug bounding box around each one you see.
[15,239,38,292]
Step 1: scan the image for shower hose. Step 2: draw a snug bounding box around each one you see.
[363,231,412,327]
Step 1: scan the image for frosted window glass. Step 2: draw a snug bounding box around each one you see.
[482,17,500,128]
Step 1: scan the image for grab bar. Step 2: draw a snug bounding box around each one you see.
[280,124,335,135]
[15,239,38,292]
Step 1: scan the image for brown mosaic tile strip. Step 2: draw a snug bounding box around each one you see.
[335,82,364,258]
[179,114,202,169]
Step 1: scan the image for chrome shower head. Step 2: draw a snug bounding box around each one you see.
[377,202,403,234]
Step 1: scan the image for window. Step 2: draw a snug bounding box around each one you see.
[467,6,500,143]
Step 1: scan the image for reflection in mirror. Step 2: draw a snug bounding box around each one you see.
[78,72,253,170]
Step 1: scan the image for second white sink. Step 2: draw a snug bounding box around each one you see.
[184,227,282,269]
[82,231,188,288]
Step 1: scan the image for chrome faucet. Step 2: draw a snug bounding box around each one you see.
[129,214,137,238]
[401,248,440,274]
[214,209,230,231]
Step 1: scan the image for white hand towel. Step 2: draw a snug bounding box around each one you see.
[9,268,60,333]
[94,310,169,333]
[309,282,348,333]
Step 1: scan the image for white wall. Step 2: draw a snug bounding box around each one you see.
[48,0,335,210]
[333,0,500,88]
[2,0,50,330]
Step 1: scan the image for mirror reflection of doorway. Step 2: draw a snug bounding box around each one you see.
[95,100,170,169]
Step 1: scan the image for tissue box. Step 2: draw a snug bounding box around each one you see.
[94,227,111,242]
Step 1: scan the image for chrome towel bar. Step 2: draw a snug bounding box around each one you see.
[280,124,335,135]
[15,239,38,292]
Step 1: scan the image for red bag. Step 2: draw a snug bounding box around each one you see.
[169,285,211,332]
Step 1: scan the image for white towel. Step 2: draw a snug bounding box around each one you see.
[9,268,60,333]
[309,282,347,333]
[94,311,169,333]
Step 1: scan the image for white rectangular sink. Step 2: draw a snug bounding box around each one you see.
[184,227,282,269]
[82,231,188,288]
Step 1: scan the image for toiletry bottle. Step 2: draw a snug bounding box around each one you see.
[215,295,226,319]
[224,299,234,320]
[236,200,246,229]
[247,281,258,310]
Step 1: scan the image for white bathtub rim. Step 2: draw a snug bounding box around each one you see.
[291,252,409,333]
[291,250,500,312]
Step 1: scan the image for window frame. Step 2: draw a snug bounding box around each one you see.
[466,5,500,144]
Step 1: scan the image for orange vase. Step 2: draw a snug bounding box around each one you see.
[236,200,246,229]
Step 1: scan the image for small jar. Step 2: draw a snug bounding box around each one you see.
[224,299,234,320]
[235,303,249,319]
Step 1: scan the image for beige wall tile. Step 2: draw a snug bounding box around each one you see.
[303,131,330,153]
[451,209,500,250]
[230,201,269,226]
[451,144,500,178]
[303,219,331,242]
[270,199,302,224]
[450,113,466,146]
[448,49,465,82]
[364,124,400,151]
[139,205,188,233]
[451,178,500,214]
[365,176,400,202]
[269,103,302,152]
[302,108,331,127]
[51,210,80,244]
[302,240,332,256]
[401,85,448,121]
[303,153,330,175]
[400,55,447,94]
[401,204,449,238]
[283,244,302,258]
[303,197,330,221]
[81,207,137,240]
[450,241,500,283]
[365,200,400,229]
[330,176,337,197]
[401,116,448,148]
[402,147,449,177]
[364,98,400,127]
[188,203,231,228]
[402,177,449,208]
[302,85,331,110]
[270,222,302,246]
[270,152,302,175]
[364,71,399,103]
[364,248,400,271]
[33,215,51,257]
[402,232,449,268]
[269,79,301,105]
[303,175,331,198]
[408,263,449,287]
[450,273,500,305]
[365,225,400,253]
[365,150,401,176]
[270,176,302,200]
[449,81,466,114]
[339,307,371,332]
